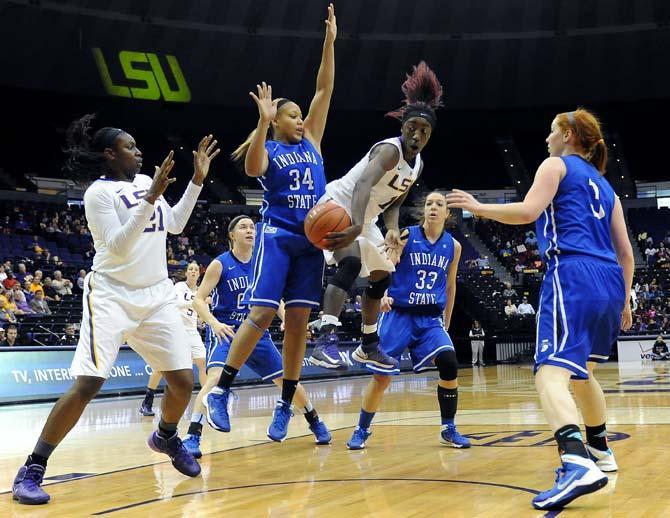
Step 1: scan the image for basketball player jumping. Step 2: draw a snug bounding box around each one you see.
[12,114,220,505]
[309,61,444,371]
[447,108,634,510]
[204,4,336,442]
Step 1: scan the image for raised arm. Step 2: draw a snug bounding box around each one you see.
[610,197,634,331]
[443,239,461,329]
[326,143,399,250]
[245,82,277,177]
[167,135,219,234]
[445,157,565,225]
[303,3,337,153]
[192,259,236,341]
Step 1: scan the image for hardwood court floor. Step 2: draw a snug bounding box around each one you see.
[2,362,669,517]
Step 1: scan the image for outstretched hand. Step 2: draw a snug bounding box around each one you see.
[249,82,278,124]
[145,150,176,204]
[445,189,483,215]
[192,134,220,185]
[325,3,337,43]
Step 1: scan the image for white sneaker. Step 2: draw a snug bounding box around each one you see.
[586,445,618,472]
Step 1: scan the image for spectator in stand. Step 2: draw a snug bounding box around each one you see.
[58,324,78,346]
[502,282,517,300]
[0,265,6,283]
[637,230,647,243]
[21,279,35,302]
[651,336,670,360]
[3,272,19,290]
[354,295,362,312]
[504,299,518,318]
[41,278,61,302]
[0,327,4,342]
[76,270,87,293]
[51,270,72,296]
[15,263,28,284]
[469,320,486,366]
[645,245,658,267]
[635,317,648,333]
[14,213,30,233]
[525,230,538,247]
[12,287,34,315]
[30,290,51,315]
[0,325,18,346]
[518,297,536,316]
[30,271,43,293]
[475,256,490,269]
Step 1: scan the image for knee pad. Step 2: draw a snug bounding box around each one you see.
[330,256,362,292]
[435,350,458,381]
[365,274,391,300]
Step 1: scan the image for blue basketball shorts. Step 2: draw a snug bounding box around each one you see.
[535,258,625,379]
[204,324,283,382]
[243,223,324,309]
[367,308,455,375]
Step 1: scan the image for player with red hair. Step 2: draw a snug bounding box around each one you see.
[308,62,445,371]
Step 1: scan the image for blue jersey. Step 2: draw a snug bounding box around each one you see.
[536,155,617,266]
[387,226,454,311]
[258,138,326,235]
[210,251,251,325]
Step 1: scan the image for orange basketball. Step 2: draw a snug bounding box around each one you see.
[304,200,351,250]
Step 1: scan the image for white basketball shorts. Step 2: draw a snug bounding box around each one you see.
[186,329,206,360]
[71,272,192,378]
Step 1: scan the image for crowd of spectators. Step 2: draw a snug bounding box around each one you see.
[637,230,670,269]
[475,219,545,280]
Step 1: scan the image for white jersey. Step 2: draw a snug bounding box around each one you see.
[85,174,202,288]
[325,137,422,225]
[174,281,198,332]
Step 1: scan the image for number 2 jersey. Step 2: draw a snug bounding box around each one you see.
[85,174,201,287]
[387,225,454,312]
[325,137,422,225]
[536,155,618,267]
[209,251,252,326]
[259,138,326,235]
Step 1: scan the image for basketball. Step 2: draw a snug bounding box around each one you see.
[304,200,351,249]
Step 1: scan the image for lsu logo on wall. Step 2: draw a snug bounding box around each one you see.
[92,48,191,103]
[464,429,630,447]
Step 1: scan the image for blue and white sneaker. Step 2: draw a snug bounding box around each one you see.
[12,464,50,505]
[267,400,293,442]
[347,427,372,450]
[183,434,202,459]
[309,333,346,369]
[147,431,201,478]
[440,425,471,448]
[203,387,231,432]
[352,342,398,370]
[139,401,155,417]
[309,419,332,445]
[586,445,618,472]
[532,455,608,510]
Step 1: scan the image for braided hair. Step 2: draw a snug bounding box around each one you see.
[386,61,444,129]
[62,114,126,182]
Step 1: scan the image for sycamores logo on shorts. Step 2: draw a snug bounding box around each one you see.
[540,339,550,353]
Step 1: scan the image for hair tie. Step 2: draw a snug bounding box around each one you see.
[597,138,604,145]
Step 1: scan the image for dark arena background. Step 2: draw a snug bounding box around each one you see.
[1,1,669,516]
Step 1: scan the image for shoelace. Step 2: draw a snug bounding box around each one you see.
[24,467,45,485]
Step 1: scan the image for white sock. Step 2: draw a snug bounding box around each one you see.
[321,314,341,327]
[191,412,204,424]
